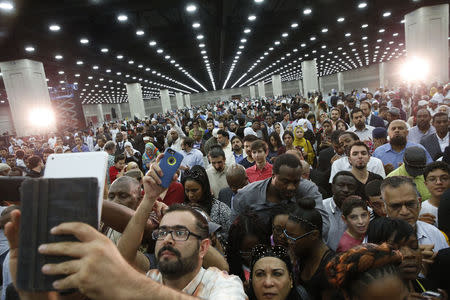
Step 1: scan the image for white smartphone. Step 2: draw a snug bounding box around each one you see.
[43,152,108,225]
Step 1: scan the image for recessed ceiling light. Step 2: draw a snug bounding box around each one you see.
[379,29,385,33]
[337,17,345,22]
[149,41,157,46]
[101,48,109,53]
[186,4,197,12]
[345,32,351,37]
[199,43,205,48]
[80,38,89,44]
[303,8,312,15]
[136,30,144,36]
[248,15,256,21]
[383,11,391,17]
[291,23,298,28]
[197,34,204,40]
[301,43,306,47]
[310,36,316,41]
[0,1,14,11]
[361,24,368,28]
[244,28,251,34]
[25,46,35,52]
[241,38,247,43]
[75,74,80,77]
[76,60,83,65]
[117,14,128,22]
[49,24,61,31]
[157,49,163,53]
[55,55,63,60]
[400,19,405,24]
[358,2,367,8]
[282,33,288,37]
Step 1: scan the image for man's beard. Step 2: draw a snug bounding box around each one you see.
[355,122,365,130]
[390,135,407,147]
[355,163,366,170]
[157,244,199,279]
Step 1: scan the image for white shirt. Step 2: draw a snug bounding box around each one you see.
[420,200,438,227]
[222,142,236,166]
[244,127,257,136]
[147,267,247,300]
[437,132,449,153]
[349,125,375,141]
[329,156,386,183]
[416,220,448,252]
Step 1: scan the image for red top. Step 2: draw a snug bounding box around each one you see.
[158,181,185,206]
[246,163,273,183]
[336,231,364,253]
[109,166,120,183]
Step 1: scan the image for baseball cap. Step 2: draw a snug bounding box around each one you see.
[372,127,387,139]
[403,147,427,177]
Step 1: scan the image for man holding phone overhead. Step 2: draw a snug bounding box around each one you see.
[5,152,247,300]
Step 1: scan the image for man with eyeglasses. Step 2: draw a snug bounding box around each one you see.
[380,176,448,254]
[5,155,246,300]
[419,162,450,227]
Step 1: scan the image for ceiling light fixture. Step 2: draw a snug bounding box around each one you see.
[186,4,197,13]
[337,17,345,22]
[117,14,128,22]
[358,2,367,8]
[383,11,391,17]
[80,38,89,44]
[25,46,35,52]
[55,55,63,60]
[0,1,14,10]
[49,24,61,32]
[248,15,256,21]
[291,23,298,28]
[136,30,144,36]
[192,22,200,28]
[303,8,312,15]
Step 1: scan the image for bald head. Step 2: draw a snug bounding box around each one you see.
[286,149,302,162]
[108,176,142,210]
[226,164,248,194]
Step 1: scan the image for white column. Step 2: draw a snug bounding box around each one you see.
[249,85,256,98]
[184,94,191,108]
[115,103,122,120]
[379,62,386,88]
[125,83,145,120]
[257,81,265,98]
[405,4,449,83]
[0,59,56,136]
[298,80,304,96]
[301,59,319,94]
[97,104,104,123]
[271,74,283,97]
[175,92,184,109]
[160,89,171,113]
[337,72,345,92]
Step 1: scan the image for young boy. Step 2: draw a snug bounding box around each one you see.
[337,196,370,252]
[109,154,126,184]
[365,179,386,219]
[420,162,450,227]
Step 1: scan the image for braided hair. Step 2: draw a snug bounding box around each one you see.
[326,243,403,298]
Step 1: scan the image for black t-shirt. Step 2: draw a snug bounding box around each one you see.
[239,157,255,169]
[296,249,341,300]
[357,172,383,201]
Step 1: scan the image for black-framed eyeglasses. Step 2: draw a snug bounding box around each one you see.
[283,229,314,242]
[152,227,203,241]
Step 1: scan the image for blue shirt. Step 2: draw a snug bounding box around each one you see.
[372,142,432,168]
[407,126,435,144]
[181,149,204,169]
[234,152,244,164]
[71,144,90,152]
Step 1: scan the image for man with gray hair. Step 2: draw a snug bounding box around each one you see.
[218,164,249,209]
[380,176,448,252]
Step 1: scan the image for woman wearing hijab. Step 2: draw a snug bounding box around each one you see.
[141,142,160,173]
[293,126,315,165]
[124,141,142,168]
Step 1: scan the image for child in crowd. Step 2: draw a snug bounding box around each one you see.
[109,154,126,183]
[337,196,370,252]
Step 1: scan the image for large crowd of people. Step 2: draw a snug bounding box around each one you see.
[0,82,449,300]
